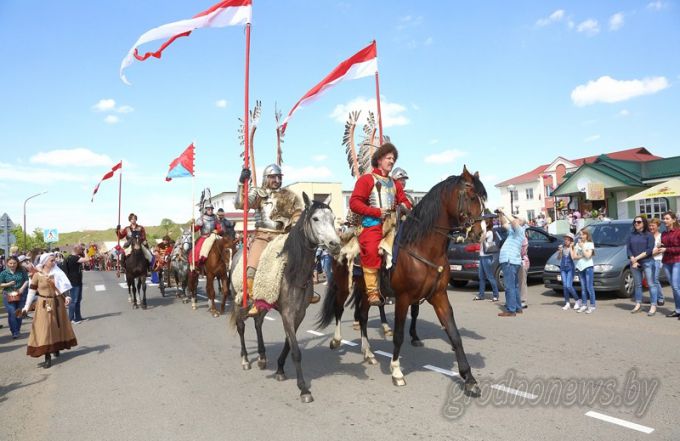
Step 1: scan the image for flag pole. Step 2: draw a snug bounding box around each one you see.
[373,41,384,145]
[191,142,196,272]
[117,161,123,276]
[242,22,252,309]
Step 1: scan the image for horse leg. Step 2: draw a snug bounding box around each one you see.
[359,297,377,365]
[159,269,165,297]
[429,292,479,396]
[379,304,393,338]
[236,315,250,370]
[281,309,313,403]
[206,274,218,317]
[352,297,361,331]
[390,298,410,386]
[140,277,147,309]
[127,276,133,304]
[254,312,267,369]
[220,274,230,314]
[409,303,423,347]
[131,279,138,309]
[275,339,290,381]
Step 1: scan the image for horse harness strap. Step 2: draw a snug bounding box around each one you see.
[398,244,444,304]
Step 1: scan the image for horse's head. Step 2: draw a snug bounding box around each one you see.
[301,192,341,254]
[180,229,192,253]
[451,166,487,241]
[130,232,142,250]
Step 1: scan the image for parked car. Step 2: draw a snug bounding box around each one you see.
[447,226,563,290]
[542,219,667,298]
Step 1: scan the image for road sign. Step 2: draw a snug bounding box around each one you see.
[1,213,16,255]
[44,228,59,243]
[0,213,15,229]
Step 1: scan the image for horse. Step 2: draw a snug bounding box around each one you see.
[125,235,151,309]
[229,192,341,403]
[319,166,486,395]
[169,229,192,298]
[186,234,235,318]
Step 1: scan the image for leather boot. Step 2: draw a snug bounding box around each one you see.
[363,267,382,306]
[246,278,260,317]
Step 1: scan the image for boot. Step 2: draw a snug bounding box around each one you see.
[246,278,259,317]
[363,267,382,306]
[309,292,321,304]
[43,353,52,369]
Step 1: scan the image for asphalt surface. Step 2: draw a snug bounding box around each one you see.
[1,271,679,441]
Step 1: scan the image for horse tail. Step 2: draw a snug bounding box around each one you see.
[316,279,338,329]
[349,281,362,311]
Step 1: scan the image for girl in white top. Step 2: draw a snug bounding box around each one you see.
[649,218,665,306]
[571,228,596,313]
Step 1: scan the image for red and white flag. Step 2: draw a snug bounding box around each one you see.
[120,0,252,85]
[91,161,123,202]
[279,41,378,134]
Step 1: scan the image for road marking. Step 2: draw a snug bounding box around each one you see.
[491,384,538,400]
[306,330,324,337]
[118,283,127,289]
[374,350,392,358]
[585,411,654,434]
[94,284,106,292]
[423,364,460,377]
[341,339,358,347]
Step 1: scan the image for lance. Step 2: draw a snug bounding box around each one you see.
[242,22,252,309]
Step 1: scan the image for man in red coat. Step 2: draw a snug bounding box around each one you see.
[349,143,412,306]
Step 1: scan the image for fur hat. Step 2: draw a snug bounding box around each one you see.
[371,142,399,168]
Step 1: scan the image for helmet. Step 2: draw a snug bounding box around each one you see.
[204,202,214,211]
[262,163,283,189]
[392,167,409,181]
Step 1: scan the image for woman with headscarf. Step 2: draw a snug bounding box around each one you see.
[21,253,78,368]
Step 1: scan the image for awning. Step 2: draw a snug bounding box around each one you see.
[621,178,680,202]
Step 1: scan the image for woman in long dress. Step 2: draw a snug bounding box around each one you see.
[21,253,77,368]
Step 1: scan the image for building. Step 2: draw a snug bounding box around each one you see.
[495,147,661,220]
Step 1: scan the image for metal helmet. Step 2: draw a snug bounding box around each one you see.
[392,167,409,181]
[203,201,214,211]
[262,163,283,185]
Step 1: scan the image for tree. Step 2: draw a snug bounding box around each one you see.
[10,226,46,252]
[159,218,176,235]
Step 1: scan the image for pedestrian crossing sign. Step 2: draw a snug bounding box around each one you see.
[44,228,59,243]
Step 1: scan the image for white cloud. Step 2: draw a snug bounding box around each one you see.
[92,99,116,112]
[424,37,434,46]
[330,96,409,127]
[571,75,669,106]
[647,1,668,11]
[397,15,424,31]
[618,109,630,117]
[0,162,87,183]
[104,115,120,124]
[609,12,624,31]
[312,155,328,162]
[584,134,601,143]
[281,164,333,181]
[215,99,228,108]
[576,19,600,36]
[424,149,467,164]
[30,148,113,167]
[116,105,134,114]
[536,9,565,27]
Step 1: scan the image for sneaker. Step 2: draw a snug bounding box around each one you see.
[657,299,665,306]
[574,300,582,310]
[521,302,528,309]
[562,303,571,311]
[71,320,82,325]
[577,305,587,313]
[585,307,596,314]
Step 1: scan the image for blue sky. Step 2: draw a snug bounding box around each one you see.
[1,1,678,233]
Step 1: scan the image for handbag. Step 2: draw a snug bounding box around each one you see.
[483,238,499,254]
[6,290,21,303]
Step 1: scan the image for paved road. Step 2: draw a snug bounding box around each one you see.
[1,271,678,440]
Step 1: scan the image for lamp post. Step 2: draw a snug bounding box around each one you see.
[23,191,47,251]
[508,185,516,215]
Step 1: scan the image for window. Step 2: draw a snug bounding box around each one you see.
[509,189,519,201]
[526,228,548,242]
[526,188,534,200]
[545,185,553,197]
[526,210,535,221]
[638,198,668,219]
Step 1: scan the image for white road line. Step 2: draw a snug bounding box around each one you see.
[491,384,538,400]
[374,350,392,358]
[585,411,654,434]
[264,316,275,321]
[306,330,324,337]
[118,283,128,289]
[94,284,106,292]
[341,339,358,347]
[423,364,460,377]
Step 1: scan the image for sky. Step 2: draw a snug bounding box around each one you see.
[0,0,678,234]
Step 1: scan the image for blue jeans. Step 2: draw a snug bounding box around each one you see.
[631,260,659,304]
[501,262,521,312]
[477,255,499,299]
[321,254,333,284]
[579,266,596,306]
[560,268,579,303]
[663,262,680,313]
[653,260,664,303]
[3,293,26,336]
[68,285,83,322]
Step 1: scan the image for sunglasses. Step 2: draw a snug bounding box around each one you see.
[634,220,643,224]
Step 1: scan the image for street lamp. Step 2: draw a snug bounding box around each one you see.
[23,191,48,251]
[507,185,516,215]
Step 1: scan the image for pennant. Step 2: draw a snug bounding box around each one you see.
[120,0,252,85]
[279,41,378,134]
[91,161,122,202]
[166,143,196,181]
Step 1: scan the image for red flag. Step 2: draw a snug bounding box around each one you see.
[166,143,196,181]
[91,161,122,202]
[279,41,378,135]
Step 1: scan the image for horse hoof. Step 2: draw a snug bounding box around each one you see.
[212,312,220,318]
[300,394,314,404]
[352,321,360,331]
[128,298,132,303]
[242,363,251,371]
[257,359,267,370]
[329,339,341,350]
[366,356,378,365]
[182,298,189,304]
[192,305,197,311]
[141,304,147,310]
[465,382,481,397]
[275,373,286,382]
[392,376,407,387]
[411,339,424,347]
[383,330,394,338]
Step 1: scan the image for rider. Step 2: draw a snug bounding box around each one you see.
[216,208,236,240]
[155,235,175,271]
[193,201,221,267]
[391,167,416,208]
[234,163,305,316]
[349,143,412,306]
[116,213,152,264]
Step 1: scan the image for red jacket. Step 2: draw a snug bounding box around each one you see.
[661,228,680,264]
[117,225,146,242]
[349,168,412,220]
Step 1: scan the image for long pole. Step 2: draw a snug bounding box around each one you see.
[191,173,196,271]
[242,22,251,309]
[117,165,122,274]
[23,191,47,251]
[374,41,384,145]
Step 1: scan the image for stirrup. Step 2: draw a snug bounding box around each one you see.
[367,292,383,307]
[309,292,321,304]
[246,304,260,317]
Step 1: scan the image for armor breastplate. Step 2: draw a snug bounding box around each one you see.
[200,214,217,235]
[256,190,278,230]
[368,174,396,210]
[127,226,142,240]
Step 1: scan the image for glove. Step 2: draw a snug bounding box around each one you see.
[239,168,252,184]
[116,224,121,232]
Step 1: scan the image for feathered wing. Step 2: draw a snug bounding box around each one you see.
[275,103,284,166]
[357,111,377,175]
[342,110,360,178]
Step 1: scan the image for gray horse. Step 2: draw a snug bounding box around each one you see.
[229,192,341,403]
[169,229,192,298]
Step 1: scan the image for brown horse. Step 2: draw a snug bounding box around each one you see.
[319,166,486,395]
[186,236,236,317]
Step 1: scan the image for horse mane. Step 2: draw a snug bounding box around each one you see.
[400,174,487,246]
[282,200,327,288]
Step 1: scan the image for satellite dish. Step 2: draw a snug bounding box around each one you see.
[577,178,591,193]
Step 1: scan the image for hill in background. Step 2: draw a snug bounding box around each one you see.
[56,222,190,250]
